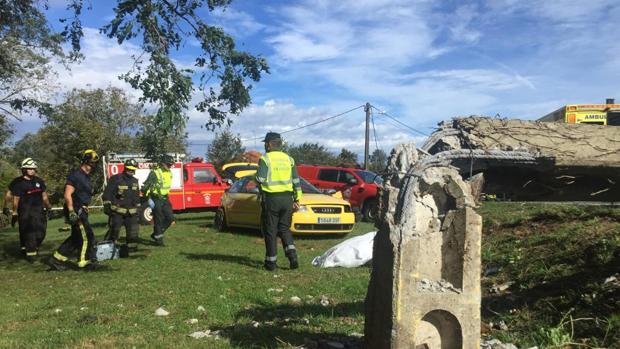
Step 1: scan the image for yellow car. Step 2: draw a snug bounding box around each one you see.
[213,175,355,235]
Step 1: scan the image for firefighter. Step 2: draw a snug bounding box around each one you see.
[48,149,100,271]
[102,158,140,256]
[7,158,52,262]
[143,155,174,246]
[255,132,302,271]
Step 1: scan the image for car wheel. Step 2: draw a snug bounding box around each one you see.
[362,199,377,222]
[213,208,227,231]
[138,206,154,225]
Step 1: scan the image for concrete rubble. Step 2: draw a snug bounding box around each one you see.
[421,117,620,201]
[365,143,482,348]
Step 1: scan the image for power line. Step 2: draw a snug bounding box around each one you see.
[188,104,365,146]
[240,104,365,142]
[370,105,428,137]
[370,109,381,152]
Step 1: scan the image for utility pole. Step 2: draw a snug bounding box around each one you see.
[364,102,371,170]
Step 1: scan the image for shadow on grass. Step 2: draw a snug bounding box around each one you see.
[180,252,262,268]
[210,227,349,241]
[211,301,365,348]
[482,250,620,324]
[0,238,27,267]
[174,214,215,222]
[500,209,620,229]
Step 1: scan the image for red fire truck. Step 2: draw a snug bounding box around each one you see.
[103,153,229,223]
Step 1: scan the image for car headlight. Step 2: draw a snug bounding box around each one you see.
[344,205,352,212]
[297,205,309,212]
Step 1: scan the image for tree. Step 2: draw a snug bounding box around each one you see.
[369,149,387,174]
[12,87,147,202]
[1,1,269,157]
[65,0,270,157]
[0,0,66,142]
[287,143,336,165]
[207,129,245,171]
[336,148,358,166]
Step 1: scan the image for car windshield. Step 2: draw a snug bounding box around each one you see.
[300,177,321,194]
[234,176,322,194]
[356,170,383,184]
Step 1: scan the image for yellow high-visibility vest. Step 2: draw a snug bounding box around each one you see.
[260,151,294,193]
[154,168,172,196]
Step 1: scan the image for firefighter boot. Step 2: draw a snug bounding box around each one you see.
[119,244,129,258]
[264,261,277,271]
[48,256,67,271]
[150,233,165,246]
[287,251,299,270]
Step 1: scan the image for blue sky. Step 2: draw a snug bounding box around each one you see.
[16,0,620,158]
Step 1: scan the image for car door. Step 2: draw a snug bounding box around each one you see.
[339,170,362,207]
[316,169,340,191]
[238,178,261,227]
[225,177,260,227]
[185,166,220,209]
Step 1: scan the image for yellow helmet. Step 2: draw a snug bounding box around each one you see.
[124,158,138,171]
[81,149,99,164]
[21,158,38,169]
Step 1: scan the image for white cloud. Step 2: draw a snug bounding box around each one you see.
[52,28,142,99]
[211,7,267,38]
[184,99,415,158]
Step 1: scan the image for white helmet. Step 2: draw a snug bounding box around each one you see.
[21,158,38,169]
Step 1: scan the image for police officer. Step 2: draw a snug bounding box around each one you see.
[48,149,100,271]
[8,158,52,262]
[102,158,140,256]
[255,132,302,271]
[143,155,174,246]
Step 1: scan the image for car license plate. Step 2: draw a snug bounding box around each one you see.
[318,217,340,224]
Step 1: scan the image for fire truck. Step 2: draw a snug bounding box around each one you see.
[103,153,229,223]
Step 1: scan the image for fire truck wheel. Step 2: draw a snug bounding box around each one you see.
[138,206,154,225]
[213,208,227,231]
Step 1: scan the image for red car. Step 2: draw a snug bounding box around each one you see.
[296,165,383,222]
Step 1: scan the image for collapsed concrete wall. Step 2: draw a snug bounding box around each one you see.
[421,117,620,201]
[423,117,620,168]
[365,144,482,349]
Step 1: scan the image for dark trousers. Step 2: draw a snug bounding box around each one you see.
[107,212,139,244]
[152,197,173,239]
[261,192,296,263]
[55,211,96,268]
[18,207,47,256]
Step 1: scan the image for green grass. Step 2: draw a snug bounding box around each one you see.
[480,203,620,349]
[2,203,620,348]
[0,212,373,348]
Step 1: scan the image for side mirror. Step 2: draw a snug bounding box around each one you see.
[324,188,337,195]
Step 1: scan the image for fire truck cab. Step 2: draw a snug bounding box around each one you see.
[103,153,229,223]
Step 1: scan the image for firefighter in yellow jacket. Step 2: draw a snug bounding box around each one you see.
[255,132,302,271]
[102,158,140,256]
[142,156,174,246]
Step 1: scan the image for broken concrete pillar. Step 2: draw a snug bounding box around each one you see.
[365,144,482,349]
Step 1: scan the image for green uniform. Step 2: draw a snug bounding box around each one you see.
[143,167,174,244]
[256,151,302,269]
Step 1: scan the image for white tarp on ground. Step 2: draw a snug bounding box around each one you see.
[312,231,376,268]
